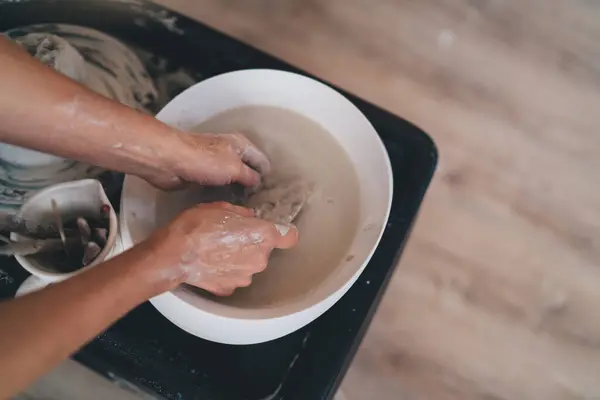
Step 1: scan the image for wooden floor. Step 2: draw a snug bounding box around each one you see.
[155,1,600,399]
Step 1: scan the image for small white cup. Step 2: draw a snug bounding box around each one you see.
[11,179,120,284]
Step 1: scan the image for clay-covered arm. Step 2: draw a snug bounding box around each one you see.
[0,202,298,398]
[0,36,269,189]
[0,241,164,398]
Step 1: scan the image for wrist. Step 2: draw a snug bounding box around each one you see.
[124,235,188,297]
[97,246,179,303]
[108,123,182,179]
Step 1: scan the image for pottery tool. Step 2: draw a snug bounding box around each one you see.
[38,210,111,270]
[51,198,68,257]
[0,212,66,239]
[0,203,110,268]
[0,237,79,256]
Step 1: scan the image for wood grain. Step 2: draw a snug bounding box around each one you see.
[156,1,600,398]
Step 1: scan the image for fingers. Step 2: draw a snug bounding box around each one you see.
[210,286,236,297]
[187,273,254,296]
[240,143,271,175]
[210,275,252,296]
[224,133,271,175]
[192,203,299,249]
[234,163,262,187]
[270,223,299,249]
[176,204,298,298]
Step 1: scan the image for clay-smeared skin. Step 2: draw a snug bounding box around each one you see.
[144,202,298,296]
[192,106,361,308]
[0,37,268,192]
[169,132,270,190]
[0,36,298,398]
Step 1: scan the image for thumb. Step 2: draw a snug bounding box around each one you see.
[272,223,299,249]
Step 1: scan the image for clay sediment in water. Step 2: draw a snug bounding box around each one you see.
[246,177,313,224]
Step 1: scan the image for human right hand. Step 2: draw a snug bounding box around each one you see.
[0,37,270,193]
[138,132,271,191]
[142,202,298,296]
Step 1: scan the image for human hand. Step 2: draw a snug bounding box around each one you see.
[142,202,298,296]
[142,131,270,191]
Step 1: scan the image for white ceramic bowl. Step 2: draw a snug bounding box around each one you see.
[13,179,120,283]
[120,69,392,344]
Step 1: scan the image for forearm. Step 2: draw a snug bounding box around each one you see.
[0,36,181,179]
[0,242,176,399]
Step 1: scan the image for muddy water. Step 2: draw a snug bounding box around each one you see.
[157,105,361,308]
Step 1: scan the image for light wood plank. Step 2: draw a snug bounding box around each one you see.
[157,1,600,398]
